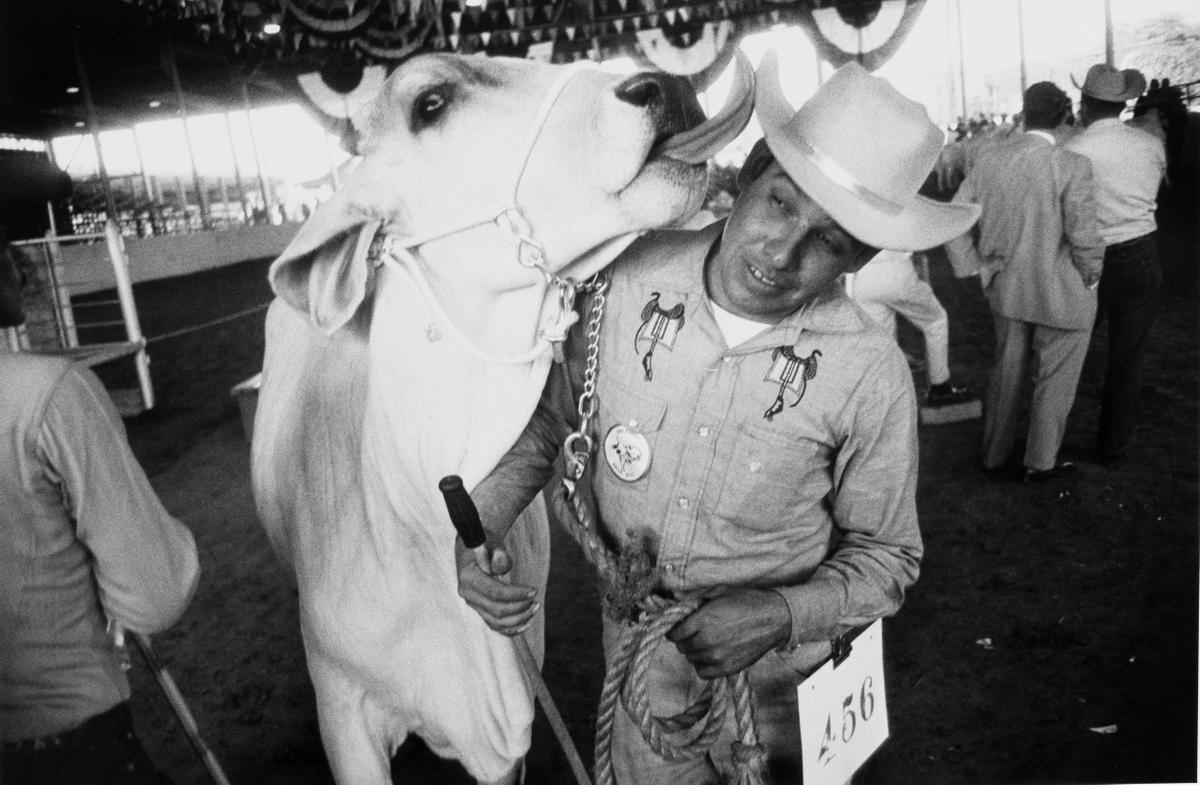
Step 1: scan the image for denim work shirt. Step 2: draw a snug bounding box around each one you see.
[0,354,199,739]
[476,222,922,654]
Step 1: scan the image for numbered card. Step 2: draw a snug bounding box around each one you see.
[796,619,889,785]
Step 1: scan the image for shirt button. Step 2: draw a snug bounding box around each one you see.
[723,356,733,363]
[678,498,690,509]
[697,426,710,437]
[749,461,762,473]
[662,563,675,573]
[628,418,639,428]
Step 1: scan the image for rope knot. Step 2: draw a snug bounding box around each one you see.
[549,420,768,785]
[727,741,768,785]
[599,535,661,625]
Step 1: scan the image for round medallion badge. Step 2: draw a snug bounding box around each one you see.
[604,424,652,482]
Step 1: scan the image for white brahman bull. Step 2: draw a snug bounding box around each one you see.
[251,52,752,784]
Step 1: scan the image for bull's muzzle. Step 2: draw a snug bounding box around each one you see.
[614,71,707,142]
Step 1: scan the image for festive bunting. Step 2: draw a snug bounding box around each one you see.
[799,0,925,70]
[297,64,386,123]
[281,0,381,33]
[122,0,928,82]
[634,20,733,76]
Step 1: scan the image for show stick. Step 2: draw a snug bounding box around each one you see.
[439,475,594,785]
[133,633,233,785]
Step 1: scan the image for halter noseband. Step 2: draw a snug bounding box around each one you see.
[375,61,601,365]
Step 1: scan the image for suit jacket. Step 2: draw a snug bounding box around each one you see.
[945,131,1104,330]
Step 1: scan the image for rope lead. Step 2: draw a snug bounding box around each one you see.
[549,485,767,785]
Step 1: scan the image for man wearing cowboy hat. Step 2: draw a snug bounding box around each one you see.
[946,80,1105,482]
[1066,63,1165,468]
[457,55,978,782]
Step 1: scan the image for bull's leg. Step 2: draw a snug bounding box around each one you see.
[310,662,393,784]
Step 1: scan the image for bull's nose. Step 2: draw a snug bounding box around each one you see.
[614,71,705,139]
[615,72,669,109]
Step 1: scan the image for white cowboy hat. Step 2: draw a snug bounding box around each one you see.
[754,52,980,251]
[1071,63,1147,103]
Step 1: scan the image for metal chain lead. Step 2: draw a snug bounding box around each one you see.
[577,273,608,431]
[563,273,608,488]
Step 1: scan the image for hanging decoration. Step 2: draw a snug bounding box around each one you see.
[634,19,737,88]
[297,62,387,121]
[120,0,926,86]
[794,0,926,71]
[280,0,381,33]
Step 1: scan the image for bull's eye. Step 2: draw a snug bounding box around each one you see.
[412,87,450,128]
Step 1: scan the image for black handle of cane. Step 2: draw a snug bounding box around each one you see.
[439,475,487,549]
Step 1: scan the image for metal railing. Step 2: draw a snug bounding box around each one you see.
[5,221,154,413]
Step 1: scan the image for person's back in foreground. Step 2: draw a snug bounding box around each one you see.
[0,239,200,785]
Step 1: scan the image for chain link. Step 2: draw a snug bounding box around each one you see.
[561,272,608,487]
[576,273,608,435]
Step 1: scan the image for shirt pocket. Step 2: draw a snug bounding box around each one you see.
[714,422,825,533]
[595,387,668,495]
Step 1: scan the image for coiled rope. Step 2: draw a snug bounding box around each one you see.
[549,467,768,785]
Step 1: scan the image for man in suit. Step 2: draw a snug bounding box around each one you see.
[946,81,1104,481]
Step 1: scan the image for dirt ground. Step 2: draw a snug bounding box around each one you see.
[92,205,1198,785]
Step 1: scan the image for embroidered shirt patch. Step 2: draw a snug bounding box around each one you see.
[634,292,685,381]
[763,347,821,421]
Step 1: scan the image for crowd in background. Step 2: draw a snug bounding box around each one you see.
[695,63,1192,481]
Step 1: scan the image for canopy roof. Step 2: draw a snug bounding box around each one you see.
[0,0,926,140]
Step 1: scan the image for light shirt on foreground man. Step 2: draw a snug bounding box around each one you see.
[0,238,199,785]
[457,55,980,784]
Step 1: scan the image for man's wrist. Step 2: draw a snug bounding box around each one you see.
[774,580,843,649]
[769,587,795,650]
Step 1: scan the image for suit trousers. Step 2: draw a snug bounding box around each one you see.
[983,315,1091,471]
[1095,232,1161,459]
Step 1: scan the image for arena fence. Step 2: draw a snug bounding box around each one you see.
[5,221,154,414]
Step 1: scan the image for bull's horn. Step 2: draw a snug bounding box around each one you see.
[656,50,755,165]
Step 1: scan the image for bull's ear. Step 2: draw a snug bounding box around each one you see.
[268,197,382,335]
